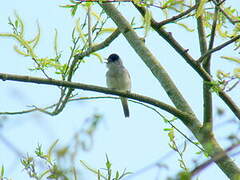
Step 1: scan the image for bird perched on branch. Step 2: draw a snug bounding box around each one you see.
[106,53,131,118]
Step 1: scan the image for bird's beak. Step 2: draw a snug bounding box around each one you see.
[104,58,108,63]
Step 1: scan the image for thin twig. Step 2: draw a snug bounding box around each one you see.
[157,4,197,27]
[53,29,121,115]
[202,4,219,132]
[0,133,24,157]
[197,35,240,63]
[87,5,92,47]
[191,143,240,177]
[212,0,240,25]
[32,58,51,79]
[133,4,240,121]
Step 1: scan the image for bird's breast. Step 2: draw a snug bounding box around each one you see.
[106,68,131,91]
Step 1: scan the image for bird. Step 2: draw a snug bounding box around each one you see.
[106,53,131,118]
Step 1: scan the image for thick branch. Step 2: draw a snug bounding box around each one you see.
[99,4,199,128]
[133,3,240,178]
[133,4,240,121]
[0,72,196,126]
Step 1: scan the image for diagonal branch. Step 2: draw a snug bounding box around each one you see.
[52,29,121,115]
[212,0,240,25]
[157,4,198,27]
[191,143,240,177]
[99,4,199,129]
[133,4,240,121]
[197,35,240,63]
[69,28,121,81]
[132,3,240,178]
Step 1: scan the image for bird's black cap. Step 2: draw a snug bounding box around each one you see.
[107,53,119,62]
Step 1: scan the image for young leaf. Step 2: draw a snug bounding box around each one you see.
[196,0,208,18]
[1,165,4,177]
[71,5,78,16]
[143,8,152,38]
[105,154,112,170]
[47,139,59,163]
[54,29,59,56]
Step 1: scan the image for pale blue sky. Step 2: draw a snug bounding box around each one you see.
[0,1,239,180]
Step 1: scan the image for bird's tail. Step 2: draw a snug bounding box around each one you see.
[120,97,130,118]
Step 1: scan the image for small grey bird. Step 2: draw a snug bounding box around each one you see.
[106,53,131,117]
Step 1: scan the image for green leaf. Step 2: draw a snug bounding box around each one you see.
[178,171,191,180]
[1,165,4,177]
[168,129,175,141]
[195,151,202,155]
[80,160,107,179]
[59,4,76,8]
[105,154,111,170]
[143,8,152,38]
[221,56,240,64]
[75,18,87,44]
[27,22,41,49]
[15,20,18,28]
[14,12,25,37]
[92,52,103,63]
[115,171,119,179]
[54,29,59,56]
[71,5,78,16]
[195,0,208,18]
[84,2,92,7]
[98,170,101,180]
[38,169,51,179]
[47,139,59,163]
[35,144,44,157]
[163,128,173,131]
[234,68,240,78]
[175,22,194,32]
[81,5,102,21]
[97,28,116,36]
[13,45,29,56]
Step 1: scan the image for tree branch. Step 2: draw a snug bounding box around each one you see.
[195,0,213,132]
[133,4,240,121]
[197,35,240,63]
[0,72,196,126]
[197,17,208,55]
[157,4,198,27]
[99,4,199,127]
[132,3,240,178]
[191,143,240,178]
[53,29,121,115]
[202,5,219,131]
[212,0,240,25]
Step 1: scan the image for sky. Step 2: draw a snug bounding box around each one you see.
[0,1,239,180]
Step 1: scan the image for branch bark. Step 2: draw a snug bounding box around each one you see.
[0,72,194,125]
[101,3,240,178]
[195,0,213,132]
[99,4,198,125]
[202,5,219,131]
[133,4,240,121]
